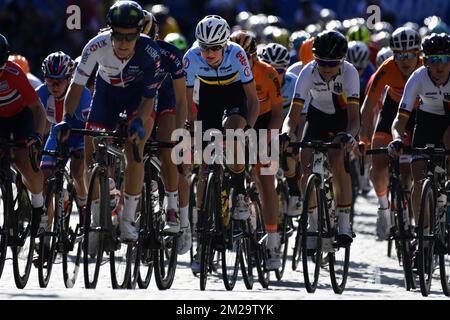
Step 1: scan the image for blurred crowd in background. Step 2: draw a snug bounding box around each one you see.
[0,0,448,77]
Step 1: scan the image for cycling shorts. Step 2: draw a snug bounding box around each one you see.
[303,105,347,142]
[0,107,34,142]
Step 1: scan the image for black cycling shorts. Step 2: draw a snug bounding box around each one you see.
[0,107,35,141]
[412,109,450,149]
[375,94,415,135]
[303,105,347,142]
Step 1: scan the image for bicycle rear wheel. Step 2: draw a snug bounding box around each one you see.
[12,177,34,289]
[239,221,254,290]
[83,165,107,289]
[394,182,416,291]
[0,180,11,280]
[62,183,82,288]
[37,181,60,288]
[301,173,322,293]
[292,220,302,271]
[253,196,270,289]
[275,181,290,280]
[189,173,199,275]
[417,179,437,296]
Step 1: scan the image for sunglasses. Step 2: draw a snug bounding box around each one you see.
[199,44,223,52]
[111,31,140,42]
[425,55,450,64]
[394,51,418,61]
[315,58,342,67]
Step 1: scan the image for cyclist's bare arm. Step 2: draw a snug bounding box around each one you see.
[391,113,408,141]
[64,82,85,117]
[269,102,283,130]
[346,104,361,138]
[282,101,303,141]
[173,77,188,129]
[360,94,378,141]
[28,100,47,137]
[243,80,259,127]
[186,87,196,124]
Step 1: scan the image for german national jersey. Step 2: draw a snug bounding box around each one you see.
[0,61,40,118]
[292,60,360,114]
[399,66,450,117]
[73,31,162,99]
[253,59,282,115]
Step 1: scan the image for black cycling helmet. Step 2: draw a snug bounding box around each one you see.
[312,30,348,60]
[0,34,9,68]
[422,33,450,56]
[106,1,145,30]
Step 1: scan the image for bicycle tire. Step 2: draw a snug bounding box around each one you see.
[275,181,290,280]
[83,165,107,289]
[394,181,416,291]
[189,173,199,275]
[37,181,60,288]
[292,219,302,271]
[301,173,322,293]
[0,180,11,280]
[199,172,215,291]
[253,195,270,289]
[239,222,254,290]
[439,221,450,296]
[417,179,436,296]
[12,177,34,289]
[62,184,82,288]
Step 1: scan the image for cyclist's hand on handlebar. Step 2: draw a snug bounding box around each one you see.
[54,114,74,142]
[337,132,357,151]
[387,139,404,157]
[128,117,145,142]
[27,132,43,149]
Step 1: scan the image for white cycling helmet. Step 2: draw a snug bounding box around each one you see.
[195,15,230,46]
[390,27,421,52]
[376,46,393,67]
[259,42,290,68]
[346,41,370,70]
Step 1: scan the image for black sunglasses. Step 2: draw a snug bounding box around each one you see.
[111,31,140,42]
[315,58,342,67]
[199,43,224,52]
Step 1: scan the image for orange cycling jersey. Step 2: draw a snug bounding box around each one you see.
[367,56,424,104]
[252,59,282,115]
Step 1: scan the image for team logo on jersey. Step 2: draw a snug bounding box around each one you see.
[334,82,343,93]
[244,67,251,77]
[144,44,160,61]
[183,57,190,68]
[0,80,9,92]
[235,51,248,67]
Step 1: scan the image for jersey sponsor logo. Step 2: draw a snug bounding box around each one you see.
[244,67,251,77]
[144,44,160,61]
[89,39,107,52]
[183,57,190,68]
[5,66,20,75]
[0,80,9,92]
[333,82,343,94]
[219,65,232,73]
[425,92,437,95]
[235,51,248,67]
[313,82,325,86]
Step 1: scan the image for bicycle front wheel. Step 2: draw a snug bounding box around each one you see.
[301,173,322,293]
[0,180,11,280]
[12,178,34,289]
[417,179,437,296]
[83,165,107,289]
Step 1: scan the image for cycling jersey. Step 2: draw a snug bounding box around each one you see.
[184,41,253,89]
[74,31,162,129]
[74,30,161,98]
[282,72,297,116]
[286,61,304,77]
[183,42,254,131]
[399,66,450,117]
[359,63,376,101]
[253,59,282,116]
[37,85,92,169]
[37,84,90,125]
[0,61,39,118]
[153,40,184,118]
[292,60,360,115]
[367,56,424,104]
